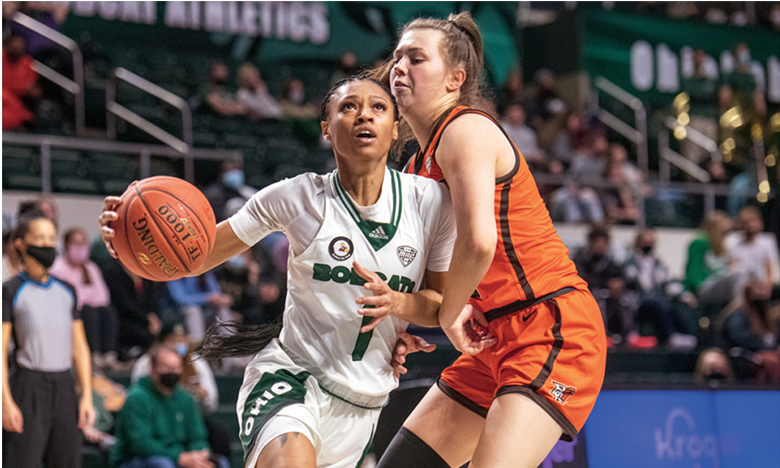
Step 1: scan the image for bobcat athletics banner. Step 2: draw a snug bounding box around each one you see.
[61,1,520,86]
[582,10,780,107]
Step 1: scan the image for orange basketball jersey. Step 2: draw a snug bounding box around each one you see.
[404,106,587,317]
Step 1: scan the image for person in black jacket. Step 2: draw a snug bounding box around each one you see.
[100,257,162,360]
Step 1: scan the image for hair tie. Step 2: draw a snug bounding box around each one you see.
[450,20,476,48]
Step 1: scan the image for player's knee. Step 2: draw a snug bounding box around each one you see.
[376,427,451,468]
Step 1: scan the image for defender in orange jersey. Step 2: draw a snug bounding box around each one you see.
[372,12,606,468]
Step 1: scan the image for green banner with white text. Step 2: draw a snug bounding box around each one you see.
[582,10,780,107]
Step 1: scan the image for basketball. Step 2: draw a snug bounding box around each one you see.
[110,176,216,281]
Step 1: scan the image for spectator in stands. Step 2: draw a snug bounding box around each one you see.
[501,103,546,171]
[166,272,232,344]
[50,228,120,370]
[278,77,319,119]
[548,133,607,223]
[2,213,20,281]
[623,229,698,349]
[573,224,636,345]
[2,34,40,130]
[198,61,247,117]
[722,281,780,383]
[330,51,360,87]
[100,257,163,360]
[236,63,283,120]
[131,324,230,460]
[694,348,734,386]
[771,4,780,30]
[212,249,265,325]
[600,143,643,224]
[524,68,567,132]
[111,344,229,468]
[495,66,524,116]
[680,49,719,169]
[729,206,780,286]
[203,157,255,223]
[685,210,742,311]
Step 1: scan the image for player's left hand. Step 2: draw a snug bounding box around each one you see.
[78,397,96,430]
[353,261,403,333]
[391,331,436,378]
[442,304,496,356]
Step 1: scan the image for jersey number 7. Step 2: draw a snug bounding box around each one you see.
[351,307,374,361]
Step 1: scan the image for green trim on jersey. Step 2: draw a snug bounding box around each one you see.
[355,425,375,468]
[240,369,311,460]
[333,169,403,251]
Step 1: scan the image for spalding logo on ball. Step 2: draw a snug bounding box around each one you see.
[110,176,216,281]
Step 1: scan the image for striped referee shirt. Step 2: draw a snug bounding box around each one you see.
[2,273,80,372]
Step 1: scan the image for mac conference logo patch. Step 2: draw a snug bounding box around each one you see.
[397,246,417,267]
[329,237,354,261]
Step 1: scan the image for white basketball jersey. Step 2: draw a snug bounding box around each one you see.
[229,167,455,400]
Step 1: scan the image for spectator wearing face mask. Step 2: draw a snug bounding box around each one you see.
[197,61,247,117]
[623,229,698,349]
[111,344,229,468]
[203,157,255,223]
[50,228,120,370]
[694,348,734,386]
[129,324,230,461]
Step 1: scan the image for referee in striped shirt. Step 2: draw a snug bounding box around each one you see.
[2,211,95,468]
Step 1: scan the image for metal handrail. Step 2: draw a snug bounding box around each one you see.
[3,132,242,194]
[11,12,85,136]
[106,67,194,178]
[663,116,719,160]
[594,76,648,174]
[657,130,711,183]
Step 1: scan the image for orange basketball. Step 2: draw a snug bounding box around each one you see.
[110,176,216,281]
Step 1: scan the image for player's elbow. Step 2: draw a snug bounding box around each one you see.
[464,231,496,262]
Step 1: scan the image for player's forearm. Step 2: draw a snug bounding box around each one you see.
[394,289,442,327]
[2,325,14,405]
[438,236,494,328]
[189,221,249,276]
[72,324,93,402]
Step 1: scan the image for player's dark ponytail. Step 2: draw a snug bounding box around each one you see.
[197,321,282,360]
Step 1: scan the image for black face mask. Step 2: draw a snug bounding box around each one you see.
[158,373,180,389]
[214,78,228,86]
[26,245,56,269]
[704,371,727,382]
[640,245,653,255]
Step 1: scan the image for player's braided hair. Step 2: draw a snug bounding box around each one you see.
[369,11,496,160]
[320,75,399,122]
[196,321,282,360]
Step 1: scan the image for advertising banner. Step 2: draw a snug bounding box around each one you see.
[60,1,520,86]
[582,11,780,106]
[585,390,780,468]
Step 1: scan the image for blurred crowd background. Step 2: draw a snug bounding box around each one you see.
[3,2,780,467]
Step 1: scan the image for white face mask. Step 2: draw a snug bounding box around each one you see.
[737,50,751,65]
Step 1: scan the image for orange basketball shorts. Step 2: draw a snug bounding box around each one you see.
[438,287,607,441]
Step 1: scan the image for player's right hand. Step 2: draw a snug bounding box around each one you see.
[98,195,123,259]
[442,304,496,356]
[2,399,24,433]
[391,331,436,378]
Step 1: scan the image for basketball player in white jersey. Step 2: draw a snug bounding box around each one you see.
[99,77,492,468]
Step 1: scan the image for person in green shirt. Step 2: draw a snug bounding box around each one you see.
[684,210,742,309]
[111,344,229,468]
